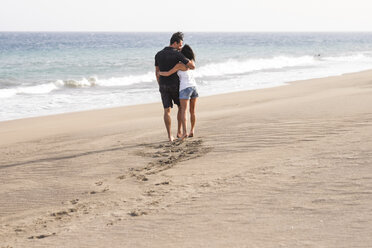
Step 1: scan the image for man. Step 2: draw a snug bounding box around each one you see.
[155,32,195,142]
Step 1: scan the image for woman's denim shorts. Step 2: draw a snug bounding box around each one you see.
[179,86,199,100]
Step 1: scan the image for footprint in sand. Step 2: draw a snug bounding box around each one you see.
[145,190,156,196]
[50,208,76,220]
[89,187,109,194]
[155,181,170,186]
[95,181,103,186]
[28,232,56,239]
[128,210,148,217]
[130,139,211,179]
[117,175,126,180]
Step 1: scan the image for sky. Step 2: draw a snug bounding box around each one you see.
[1,0,372,32]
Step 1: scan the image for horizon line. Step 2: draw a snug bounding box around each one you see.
[1,30,372,33]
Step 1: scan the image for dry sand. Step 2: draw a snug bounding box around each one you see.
[1,70,372,247]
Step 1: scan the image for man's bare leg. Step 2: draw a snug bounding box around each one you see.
[189,98,197,137]
[177,105,182,138]
[179,99,189,140]
[164,107,174,142]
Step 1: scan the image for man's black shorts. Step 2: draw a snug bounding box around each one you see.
[159,84,180,109]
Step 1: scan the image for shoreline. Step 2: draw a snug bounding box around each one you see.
[1,69,372,247]
[1,67,371,125]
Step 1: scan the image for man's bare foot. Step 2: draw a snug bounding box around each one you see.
[176,133,182,139]
[169,136,175,142]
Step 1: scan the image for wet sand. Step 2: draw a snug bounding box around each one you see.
[1,70,372,247]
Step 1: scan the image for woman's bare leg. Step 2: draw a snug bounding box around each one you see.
[176,105,182,138]
[189,98,197,137]
[180,99,189,140]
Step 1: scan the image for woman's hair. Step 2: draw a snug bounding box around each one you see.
[181,44,195,61]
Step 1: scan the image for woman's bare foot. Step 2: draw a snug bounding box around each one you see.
[188,132,194,138]
[178,133,188,141]
[168,136,175,142]
[176,133,183,139]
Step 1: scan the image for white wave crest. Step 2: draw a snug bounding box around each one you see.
[194,56,317,78]
[97,72,154,87]
[54,72,155,88]
[322,53,372,62]
[0,83,59,99]
[56,77,98,88]
[3,52,372,100]
[0,88,17,98]
[0,72,156,99]
[18,83,59,94]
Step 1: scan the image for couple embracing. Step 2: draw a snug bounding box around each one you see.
[155,32,199,142]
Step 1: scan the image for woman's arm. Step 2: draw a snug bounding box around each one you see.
[159,63,188,76]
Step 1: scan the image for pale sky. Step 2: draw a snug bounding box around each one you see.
[1,0,372,32]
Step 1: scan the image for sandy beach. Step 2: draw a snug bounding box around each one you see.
[1,70,372,247]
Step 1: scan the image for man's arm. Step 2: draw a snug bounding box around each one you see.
[155,66,160,85]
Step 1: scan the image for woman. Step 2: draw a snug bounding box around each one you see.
[159,44,198,140]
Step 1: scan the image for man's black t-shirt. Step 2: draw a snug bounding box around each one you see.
[155,47,189,86]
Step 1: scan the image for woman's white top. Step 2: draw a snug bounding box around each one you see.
[177,70,197,92]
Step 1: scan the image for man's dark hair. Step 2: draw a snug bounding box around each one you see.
[170,32,184,45]
[181,44,195,61]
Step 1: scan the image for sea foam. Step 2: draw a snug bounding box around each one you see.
[2,53,372,100]
[194,56,318,78]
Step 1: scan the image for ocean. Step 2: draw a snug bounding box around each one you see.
[1,32,372,122]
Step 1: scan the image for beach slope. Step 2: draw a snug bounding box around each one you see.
[1,70,372,247]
